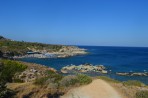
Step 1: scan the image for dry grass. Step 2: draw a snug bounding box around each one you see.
[7,82,64,98]
[110,82,148,98]
[7,75,148,98]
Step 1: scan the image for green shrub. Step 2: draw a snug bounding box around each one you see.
[76,74,92,85]
[98,76,120,83]
[123,80,145,87]
[0,81,14,98]
[35,71,63,86]
[136,90,148,98]
[0,39,63,56]
[34,77,49,85]
[0,51,3,57]
[46,71,63,83]
[13,79,23,83]
[59,74,92,88]
[60,75,79,87]
[0,60,27,82]
[46,70,56,75]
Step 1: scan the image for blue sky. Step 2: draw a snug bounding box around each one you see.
[0,0,148,47]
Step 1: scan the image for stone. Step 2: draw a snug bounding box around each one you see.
[61,64,108,74]
[101,70,108,74]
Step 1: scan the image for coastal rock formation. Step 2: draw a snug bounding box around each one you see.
[15,62,57,82]
[13,46,87,59]
[61,63,108,74]
[0,36,87,59]
[54,46,87,58]
[116,72,148,76]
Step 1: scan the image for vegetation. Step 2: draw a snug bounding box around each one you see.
[35,73,92,88]
[34,70,63,86]
[0,81,14,98]
[123,80,145,87]
[0,60,27,82]
[60,74,92,87]
[0,59,14,98]
[59,75,78,87]
[47,70,63,83]
[0,51,3,57]
[136,90,148,98]
[76,74,92,85]
[34,77,49,86]
[0,36,63,56]
[98,76,120,83]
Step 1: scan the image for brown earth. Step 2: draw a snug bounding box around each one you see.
[61,79,123,98]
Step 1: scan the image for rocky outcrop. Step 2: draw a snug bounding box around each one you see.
[15,62,57,82]
[61,63,108,74]
[116,72,148,76]
[54,46,88,58]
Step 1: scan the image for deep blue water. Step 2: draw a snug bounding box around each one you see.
[19,46,148,84]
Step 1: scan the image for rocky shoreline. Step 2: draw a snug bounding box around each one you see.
[61,63,108,74]
[53,46,87,58]
[14,61,148,83]
[116,72,148,76]
[13,46,88,59]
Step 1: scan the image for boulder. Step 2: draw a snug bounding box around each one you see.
[101,70,108,74]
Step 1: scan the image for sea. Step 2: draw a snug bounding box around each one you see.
[19,46,148,84]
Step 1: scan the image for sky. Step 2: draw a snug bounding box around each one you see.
[0,0,148,47]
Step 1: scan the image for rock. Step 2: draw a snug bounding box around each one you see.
[116,72,129,76]
[61,64,108,74]
[116,72,148,76]
[61,70,68,74]
[14,62,57,83]
[101,70,108,74]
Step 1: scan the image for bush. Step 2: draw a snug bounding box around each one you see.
[0,51,3,57]
[76,74,92,85]
[98,76,120,83]
[34,77,49,85]
[46,70,63,83]
[59,74,92,90]
[0,81,14,98]
[0,60,27,82]
[136,90,148,98]
[0,39,63,56]
[123,80,145,87]
[60,75,78,87]
[13,79,23,83]
[35,71,63,86]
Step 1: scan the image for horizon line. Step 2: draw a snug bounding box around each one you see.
[2,35,148,48]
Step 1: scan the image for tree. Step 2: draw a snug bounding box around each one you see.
[0,62,14,98]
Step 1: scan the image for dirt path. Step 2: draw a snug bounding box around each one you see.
[61,79,123,98]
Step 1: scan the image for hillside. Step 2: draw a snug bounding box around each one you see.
[0,36,87,58]
[0,36,62,56]
[0,36,10,41]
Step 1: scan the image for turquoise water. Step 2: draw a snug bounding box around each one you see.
[19,46,148,84]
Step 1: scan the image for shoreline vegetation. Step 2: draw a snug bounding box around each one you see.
[0,36,148,98]
[0,36,88,59]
